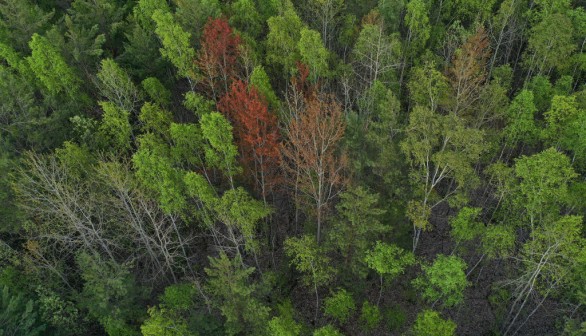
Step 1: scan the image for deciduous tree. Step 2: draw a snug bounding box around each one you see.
[280,93,347,243]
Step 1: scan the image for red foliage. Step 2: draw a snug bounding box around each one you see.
[218,80,281,199]
[198,17,241,100]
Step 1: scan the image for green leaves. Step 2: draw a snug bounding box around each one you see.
[323,289,356,323]
[97,101,132,153]
[152,9,197,81]
[329,186,388,276]
[513,148,577,224]
[504,90,539,145]
[412,255,469,307]
[96,59,142,113]
[298,28,329,82]
[265,6,303,77]
[27,33,80,97]
[450,207,483,242]
[200,112,241,179]
[205,252,269,336]
[285,235,335,288]
[0,286,46,336]
[364,242,415,280]
[411,310,456,336]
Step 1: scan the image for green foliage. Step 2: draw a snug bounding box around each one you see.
[329,186,388,276]
[411,310,456,336]
[27,33,80,97]
[527,75,553,111]
[284,235,335,288]
[512,148,577,225]
[365,241,415,280]
[35,286,82,335]
[360,301,382,330]
[200,112,241,179]
[352,22,401,88]
[525,13,575,74]
[215,187,271,252]
[313,324,343,336]
[173,0,220,40]
[230,0,263,39]
[183,91,215,117]
[412,255,469,307]
[250,65,280,111]
[450,207,483,242]
[76,252,144,336]
[298,27,329,81]
[96,59,142,112]
[0,0,53,52]
[0,286,46,336]
[265,6,303,77]
[205,252,269,336]
[97,101,132,153]
[504,90,539,145]
[481,225,515,259]
[323,289,356,323]
[139,102,172,136]
[407,61,450,111]
[267,301,303,336]
[384,305,407,332]
[142,77,171,107]
[152,9,197,81]
[141,307,194,336]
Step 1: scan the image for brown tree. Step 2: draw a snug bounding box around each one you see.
[197,16,241,100]
[218,80,281,202]
[447,26,491,118]
[280,91,347,243]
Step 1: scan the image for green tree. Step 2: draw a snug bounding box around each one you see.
[265,4,304,78]
[351,21,401,90]
[313,324,343,336]
[27,33,80,97]
[359,301,382,330]
[328,186,388,277]
[504,90,539,146]
[173,0,221,41]
[267,301,303,336]
[524,13,575,76]
[200,112,241,185]
[401,106,484,251]
[152,9,197,87]
[0,0,53,52]
[205,252,269,336]
[0,286,46,336]
[97,101,132,153]
[250,65,280,111]
[411,310,456,336]
[96,59,142,113]
[285,235,335,320]
[412,254,469,308]
[450,207,483,243]
[142,77,171,107]
[364,242,415,305]
[76,252,144,336]
[323,289,356,323]
[298,27,329,82]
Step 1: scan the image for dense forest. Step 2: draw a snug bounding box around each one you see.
[0,0,585,335]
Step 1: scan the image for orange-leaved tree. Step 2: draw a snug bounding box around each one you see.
[218,80,280,202]
[280,89,347,244]
[198,17,241,100]
[447,26,491,118]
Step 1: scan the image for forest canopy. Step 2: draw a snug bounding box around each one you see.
[0,0,585,335]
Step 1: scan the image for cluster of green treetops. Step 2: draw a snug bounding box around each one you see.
[0,0,585,335]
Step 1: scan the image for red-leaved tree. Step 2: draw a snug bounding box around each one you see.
[218,80,280,202]
[198,17,241,100]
